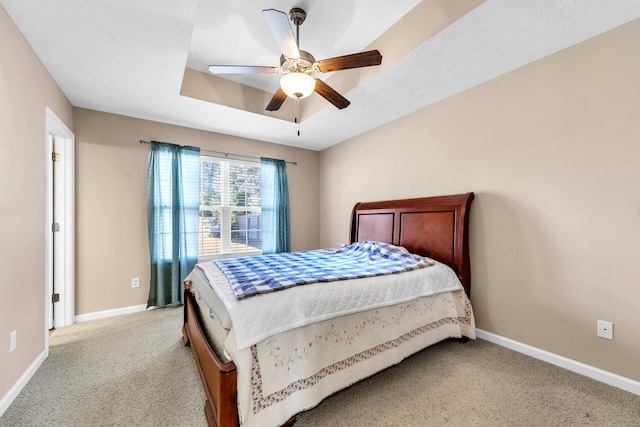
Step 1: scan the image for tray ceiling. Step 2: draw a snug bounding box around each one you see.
[2,0,639,150]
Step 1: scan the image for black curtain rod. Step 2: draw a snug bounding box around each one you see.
[138,140,297,165]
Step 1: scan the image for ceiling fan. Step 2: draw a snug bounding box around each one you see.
[208,8,383,112]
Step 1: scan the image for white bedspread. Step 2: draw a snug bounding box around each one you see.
[229,289,475,427]
[195,258,464,351]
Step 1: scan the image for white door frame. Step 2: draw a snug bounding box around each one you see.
[44,107,75,339]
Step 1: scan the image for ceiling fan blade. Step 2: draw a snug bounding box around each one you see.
[316,50,383,73]
[266,87,288,111]
[208,65,278,74]
[262,9,300,59]
[314,79,350,109]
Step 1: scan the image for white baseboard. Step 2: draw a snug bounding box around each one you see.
[0,349,48,418]
[74,304,148,323]
[476,329,640,397]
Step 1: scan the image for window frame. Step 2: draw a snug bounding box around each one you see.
[198,156,262,261]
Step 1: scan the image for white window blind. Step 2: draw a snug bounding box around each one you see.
[199,156,262,258]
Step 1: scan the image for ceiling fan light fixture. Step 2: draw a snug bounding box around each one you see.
[280,72,316,99]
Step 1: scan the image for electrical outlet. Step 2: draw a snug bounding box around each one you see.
[132,277,140,288]
[10,330,16,352]
[597,320,613,340]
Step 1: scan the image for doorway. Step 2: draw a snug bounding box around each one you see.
[45,107,75,335]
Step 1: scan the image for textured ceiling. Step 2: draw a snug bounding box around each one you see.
[2,0,639,151]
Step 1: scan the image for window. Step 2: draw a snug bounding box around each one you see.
[198,157,262,259]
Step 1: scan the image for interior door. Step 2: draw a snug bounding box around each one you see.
[45,107,75,341]
[48,133,55,330]
[51,134,66,328]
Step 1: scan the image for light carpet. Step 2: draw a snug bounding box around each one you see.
[2,307,639,426]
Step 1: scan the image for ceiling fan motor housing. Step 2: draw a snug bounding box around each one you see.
[280,50,316,73]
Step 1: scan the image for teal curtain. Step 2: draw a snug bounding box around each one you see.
[147,141,200,307]
[260,157,290,254]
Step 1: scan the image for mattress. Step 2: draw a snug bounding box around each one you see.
[194,257,465,350]
[189,267,231,363]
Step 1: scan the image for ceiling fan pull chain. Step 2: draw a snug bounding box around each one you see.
[296,98,300,136]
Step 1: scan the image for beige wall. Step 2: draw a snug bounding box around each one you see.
[0,6,74,400]
[319,20,640,381]
[73,108,319,315]
[3,0,638,408]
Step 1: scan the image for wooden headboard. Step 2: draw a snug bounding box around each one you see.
[350,192,474,297]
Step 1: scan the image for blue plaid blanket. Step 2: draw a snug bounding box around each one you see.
[214,241,433,300]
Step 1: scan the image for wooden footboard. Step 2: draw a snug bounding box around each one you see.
[183,280,239,427]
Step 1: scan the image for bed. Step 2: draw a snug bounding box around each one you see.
[182,192,475,427]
